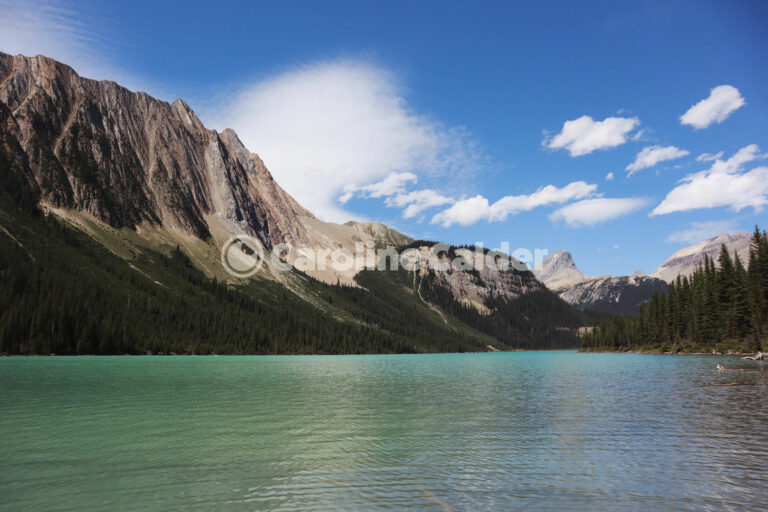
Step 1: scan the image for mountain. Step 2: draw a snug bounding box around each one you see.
[538,232,754,315]
[0,53,315,247]
[583,228,768,354]
[534,250,667,314]
[559,270,668,315]
[651,232,752,283]
[531,250,587,291]
[0,52,592,354]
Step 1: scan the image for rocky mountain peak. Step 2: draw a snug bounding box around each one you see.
[0,51,316,248]
[652,232,751,283]
[533,250,588,292]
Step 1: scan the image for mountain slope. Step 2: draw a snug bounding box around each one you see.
[0,52,313,248]
[534,250,666,314]
[0,52,591,354]
[652,232,752,283]
[559,271,668,315]
[532,250,587,291]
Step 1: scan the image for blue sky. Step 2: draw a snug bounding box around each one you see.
[1,0,767,275]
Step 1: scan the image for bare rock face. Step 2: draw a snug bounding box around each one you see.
[652,232,752,283]
[0,52,312,248]
[402,245,545,308]
[532,250,588,292]
[343,221,412,247]
[559,274,668,315]
[0,52,553,308]
[534,249,666,314]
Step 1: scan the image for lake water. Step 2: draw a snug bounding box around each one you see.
[1,352,766,511]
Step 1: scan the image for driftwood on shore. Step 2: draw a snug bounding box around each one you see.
[741,351,765,361]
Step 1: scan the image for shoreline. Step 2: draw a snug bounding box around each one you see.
[579,350,760,356]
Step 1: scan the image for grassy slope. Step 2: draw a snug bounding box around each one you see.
[0,192,503,355]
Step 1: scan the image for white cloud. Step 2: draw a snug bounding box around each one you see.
[430,181,597,227]
[340,172,417,203]
[549,197,647,227]
[208,59,480,222]
[605,172,614,181]
[680,85,745,129]
[696,151,724,162]
[626,145,690,175]
[0,0,150,94]
[543,115,640,157]
[651,144,768,216]
[666,220,740,244]
[385,189,454,219]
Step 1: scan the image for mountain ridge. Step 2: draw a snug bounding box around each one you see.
[0,51,591,354]
[651,232,751,283]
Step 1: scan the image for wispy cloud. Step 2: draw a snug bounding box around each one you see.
[208,59,482,222]
[550,197,648,227]
[605,172,615,181]
[0,0,151,94]
[340,172,417,204]
[651,144,768,216]
[626,145,689,176]
[666,220,740,244]
[680,85,745,130]
[696,151,724,162]
[543,115,640,157]
[430,181,597,227]
[385,189,454,219]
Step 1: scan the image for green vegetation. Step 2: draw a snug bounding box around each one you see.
[582,227,768,353]
[0,169,589,354]
[420,269,604,349]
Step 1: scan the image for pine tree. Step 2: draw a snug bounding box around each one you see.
[583,226,767,352]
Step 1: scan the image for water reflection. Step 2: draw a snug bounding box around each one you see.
[0,353,766,511]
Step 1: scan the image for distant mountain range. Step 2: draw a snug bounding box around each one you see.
[533,232,753,314]
[650,232,752,283]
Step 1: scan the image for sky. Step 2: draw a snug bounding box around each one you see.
[1,0,767,276]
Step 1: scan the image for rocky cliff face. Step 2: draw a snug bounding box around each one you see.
[405,245,545,309]
[560,271,668,315]
[0,51,561,315]
[532,250,587,291]
[535,250,666,314]
[652,232,752,283]
[0,52,313,248]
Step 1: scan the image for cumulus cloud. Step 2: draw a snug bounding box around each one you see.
[543,115,640,157]
[340,172,417,203]
[666,220,740,244]
[208,59,480,222]
[696,151,724,162]
[605,172,615,181]
[430,181,597,227]
[385,189,454,219]
[680,85,745,129]
[651,144,768,216]
[549,197,648,227]
[626,145,690,175]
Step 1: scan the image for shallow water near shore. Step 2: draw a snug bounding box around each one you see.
[1,352,767,511]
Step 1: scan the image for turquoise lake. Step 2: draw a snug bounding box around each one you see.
[1,352,767,511]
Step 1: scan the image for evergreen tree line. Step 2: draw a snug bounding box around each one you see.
[0,188,539,355]
[0,160,599,355]
[582,227,768,353]
[419,268,603,349]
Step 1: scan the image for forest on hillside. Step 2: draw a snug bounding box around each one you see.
[0,183,588,355]
[582,227,768,354]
